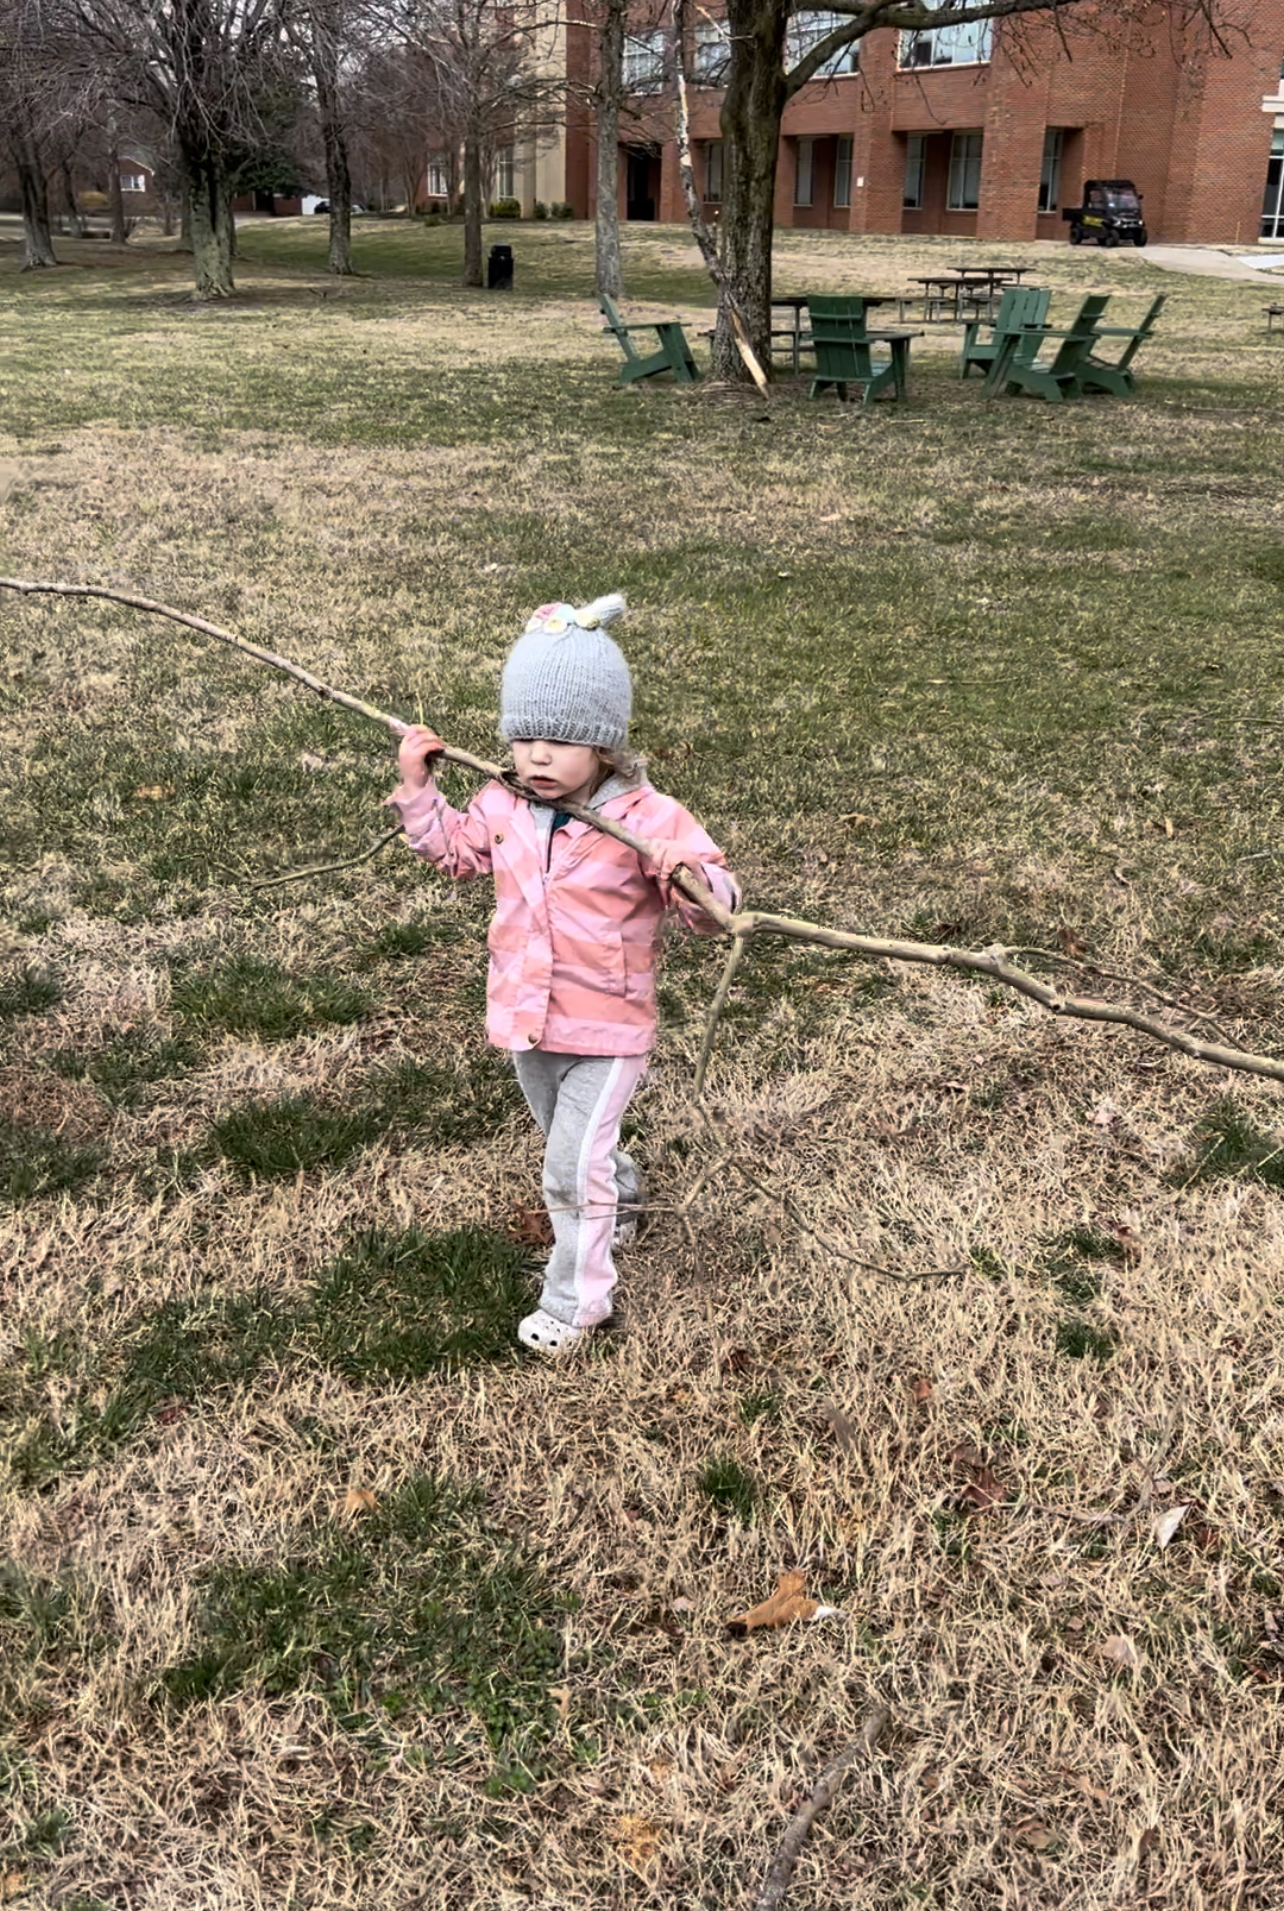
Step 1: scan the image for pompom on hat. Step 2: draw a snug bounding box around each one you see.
[499,594,632,751]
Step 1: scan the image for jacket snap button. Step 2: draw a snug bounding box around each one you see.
[527,1033,539,1045]
[494,831,504,844]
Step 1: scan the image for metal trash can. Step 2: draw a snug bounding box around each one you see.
[488,243,514,290]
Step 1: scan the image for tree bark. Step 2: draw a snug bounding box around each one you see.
[713,0,788,378]
[107,126,128,245]
[59,159,84,239]
[14,132,57,269]
[310,7,355,275]
[594,0,626,298]
[183,145,235,296]
[462,132,484,284]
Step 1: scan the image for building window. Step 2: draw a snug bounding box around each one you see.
[494,145,514,199]
[794,138,814,206]
[704,140,723,202]
[947,131,983,210]
[787,10,859,77]
[120,172,146,194]
[693,20,731,85]
[833,136,852,207]
[427,156,450,198]
[623,28,666,93]
[1037,128,1062,212]
[900,4,992,70]
[1263,128,1284,241]
[903,133,926,209]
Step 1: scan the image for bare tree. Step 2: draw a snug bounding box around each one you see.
[593,0,627,297]
[58,0,303,298]
[285,0,371,273]
[0,0,67,267]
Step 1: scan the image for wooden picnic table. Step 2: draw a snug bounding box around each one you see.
[772,292,894,369]
[909,267,1028,322]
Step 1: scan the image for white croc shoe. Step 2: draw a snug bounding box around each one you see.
[517,1309,586,1355]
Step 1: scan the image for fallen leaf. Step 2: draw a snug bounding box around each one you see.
[1060,1766,1111,1804]
[548,1684,571,1726]
[132,784,175,801]
[1101,1633,1142,1670]
[958,1464,1005,1511]
[1138,1826,1161,1854]
[0,1875,28,1905]
[1152,1503,1190,1549]
[1058,926,1089,959]
[951,1440,986,1468]
[670,1596,695,1613]
[1014,1818,1058,1852]
[507,1203,554,1248]
[610,1814,663,1867]
[727,1570,818,1636]
[1103,1218,1143,1260]
[720,1345,753,1375]
[338,1486,379,1520]
[910,1376,933,1406]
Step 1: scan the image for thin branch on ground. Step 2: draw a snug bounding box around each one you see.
[251,828,403,889]
[754,1703,891,1911]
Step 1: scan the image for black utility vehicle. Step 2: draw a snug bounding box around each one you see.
[1063,180,1148,248]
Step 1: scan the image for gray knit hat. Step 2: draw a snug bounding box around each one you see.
[498,594,632,749]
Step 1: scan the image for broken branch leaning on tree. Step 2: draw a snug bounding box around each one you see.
[5,574,1284,1091]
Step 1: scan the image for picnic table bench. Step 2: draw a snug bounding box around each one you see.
[598,294,701,386]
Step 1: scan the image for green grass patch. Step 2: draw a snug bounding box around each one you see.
[157,1472,568,1783]
[697,1456,759,1524]
[169,953,377,1040]
[4,1226,534,1488]
[210,1052,519,1180]
[0,968,62,1019]
[1180,1098,1284,1191]
[48,1030,202,1108]
[0,1117,102,1206]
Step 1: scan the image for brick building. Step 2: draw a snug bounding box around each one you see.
[566,1,1284,246]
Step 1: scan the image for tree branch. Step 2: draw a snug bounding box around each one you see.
[7,574,1284,1087]
[754,1704,891,1911]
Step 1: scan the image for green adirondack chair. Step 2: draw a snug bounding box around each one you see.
[598,294,701,386]
[1079,293,1166,396]
[959,284,1051,379]
[984,293,1110,401]
[806,295,916,405]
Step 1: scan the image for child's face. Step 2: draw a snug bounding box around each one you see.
[512,738,602,807]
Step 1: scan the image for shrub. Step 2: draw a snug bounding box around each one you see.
[489,197,520,219]
[533,200,548,220]
[550,201,575,220]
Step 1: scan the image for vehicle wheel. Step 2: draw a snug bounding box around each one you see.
[1135,232,1148,248]
[1103,229,1120,248]
[1069,224,1083,245]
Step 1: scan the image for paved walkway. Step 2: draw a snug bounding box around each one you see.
[1124,244,1284,283]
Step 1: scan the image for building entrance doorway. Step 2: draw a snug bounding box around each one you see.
[1263,129,1284,241]
[625,146,659,221]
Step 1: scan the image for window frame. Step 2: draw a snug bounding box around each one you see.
[623,27,666,94]
[1037,128,1062,213]
[787,9,860,77]
[833,134,852,208]
[693,19,731,85]
[427,157,450,198]
[120,172,147,194]
[899,8,993,70]
[946,130,983,211]
[903,133,926,210]
[704,139,724,203]
[794,136,815,207]
[494,145,515,200]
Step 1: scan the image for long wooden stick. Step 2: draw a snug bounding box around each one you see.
[754,1704,891,1911]
[7,574,1284,1086]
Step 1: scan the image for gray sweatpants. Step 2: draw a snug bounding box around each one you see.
[511,1049,648,1329]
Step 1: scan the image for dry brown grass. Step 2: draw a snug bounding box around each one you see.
[3,222,1284,1909]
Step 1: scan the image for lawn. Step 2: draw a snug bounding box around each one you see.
[2,213,1284,1909]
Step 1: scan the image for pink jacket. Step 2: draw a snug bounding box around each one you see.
[388,776,740,1055]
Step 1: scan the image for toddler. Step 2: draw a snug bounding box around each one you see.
[387,594,740,1353]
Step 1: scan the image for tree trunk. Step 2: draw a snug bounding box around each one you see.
[15,135,57,269]
[314,35,355,274]
[60,159,84,239]
[179,176,193,252]
[108,125,128,244]
[594,0,626,298]
[462,133,484,285]
[183,145,235,297]
[713,0,787,378]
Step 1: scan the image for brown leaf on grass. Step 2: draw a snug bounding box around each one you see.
[910,1376,933,1406]
[507,1203,554,1248]
[1152,1502,1190,1549]
[337,1486,379,1520]
[609,1814,662,1867]
[1059,1766,1111,1804]
[726,1571,818,1636]
[958,1464,1005,1512]
[1058,926,1089,959]
[1103,1218,1143,1260]
[1013,1818,1058,1852]
[720,1345,753,1375]
[1101,1633,1142,1670]
[950,1440,985,1469]
[1138,1826,1161,1854]
[0,1875,27,1905]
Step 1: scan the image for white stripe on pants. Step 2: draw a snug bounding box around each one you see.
[511,1050,648,1328]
